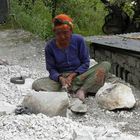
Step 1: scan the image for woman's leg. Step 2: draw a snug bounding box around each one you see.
[32,77,61,92]
[72,61,111,93]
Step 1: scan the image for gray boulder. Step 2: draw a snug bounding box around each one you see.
[22,91,69,117]
[95,82,136,110]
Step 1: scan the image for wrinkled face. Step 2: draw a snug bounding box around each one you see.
[55,28,72,48]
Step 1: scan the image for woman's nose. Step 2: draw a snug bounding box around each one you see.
[61,35,65,39]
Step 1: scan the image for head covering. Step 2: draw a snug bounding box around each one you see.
[52,14,74,31]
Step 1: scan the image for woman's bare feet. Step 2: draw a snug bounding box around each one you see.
[75,88,86,102]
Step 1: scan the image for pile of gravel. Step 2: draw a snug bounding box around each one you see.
[0,114,78,140]
[0,114,138,140]
[0,65,139,139]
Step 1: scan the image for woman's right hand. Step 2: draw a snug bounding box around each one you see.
[59,76,67,86]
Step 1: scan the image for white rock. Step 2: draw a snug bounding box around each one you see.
[0,101,16,115]
[89,59,98,67]
[22,91,69,117]
[95,82,136,110]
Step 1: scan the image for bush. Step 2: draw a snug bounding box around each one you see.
[10,0,107,39]
[55,0,106,35]
[11,0,52,39]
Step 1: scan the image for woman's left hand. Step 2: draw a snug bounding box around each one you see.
[66,72,78,86]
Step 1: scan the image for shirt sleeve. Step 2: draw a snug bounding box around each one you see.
[45,43,61,81]
[74,37,90,74]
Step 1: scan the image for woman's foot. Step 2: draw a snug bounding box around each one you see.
[75,88,86,102]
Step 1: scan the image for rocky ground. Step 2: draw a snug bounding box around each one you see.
[0,29,140,140]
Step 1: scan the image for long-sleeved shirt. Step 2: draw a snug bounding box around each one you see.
[45,34,90,81]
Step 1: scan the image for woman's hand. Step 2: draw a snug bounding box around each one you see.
[59,76,71,87]
[59,72,78,88]
[66,76,73,86]
[66,72,78,86]
[59,76,67,86]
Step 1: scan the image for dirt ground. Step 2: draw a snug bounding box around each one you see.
[0,29,140,139]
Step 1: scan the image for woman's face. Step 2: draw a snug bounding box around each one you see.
[55,29,72,48]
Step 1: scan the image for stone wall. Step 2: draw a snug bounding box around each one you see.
[89,44,140,89]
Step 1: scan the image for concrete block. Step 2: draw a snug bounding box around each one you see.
[136,59,140,69]
[127,56,136,67]
[105,50,111,58]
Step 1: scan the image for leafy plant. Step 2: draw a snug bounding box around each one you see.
[9,0,115,38]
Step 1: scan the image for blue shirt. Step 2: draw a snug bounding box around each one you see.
[45,34,90,81]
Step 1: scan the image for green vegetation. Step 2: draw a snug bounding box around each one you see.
[1,0,135,39]
[10,0,52,39]
[9,0,107,39]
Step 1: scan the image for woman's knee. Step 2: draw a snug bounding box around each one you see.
[99,61,111,72]
[32,77,60,91]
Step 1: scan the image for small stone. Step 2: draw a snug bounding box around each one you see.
[89,59,98,67]
[70,98,87,113]
[135,100,140,107]
[0,59,9,65]
[74,128,95,140]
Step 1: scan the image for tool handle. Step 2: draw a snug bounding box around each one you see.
[61,85,68,92]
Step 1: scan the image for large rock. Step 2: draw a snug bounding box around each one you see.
[95,82,136,110]
[22,91,69,117]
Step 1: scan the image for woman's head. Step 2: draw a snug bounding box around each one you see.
[52,14,73,48]
[53,14,73,31]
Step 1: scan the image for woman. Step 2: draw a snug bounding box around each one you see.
[33,14,111,101]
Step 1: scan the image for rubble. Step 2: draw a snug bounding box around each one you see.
[0,114,139,140]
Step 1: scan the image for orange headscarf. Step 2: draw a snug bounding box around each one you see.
[52,14,74,31]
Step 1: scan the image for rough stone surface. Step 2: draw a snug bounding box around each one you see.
[0,114,139,140]
[22,91,69,117]
[96,82,136,110]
